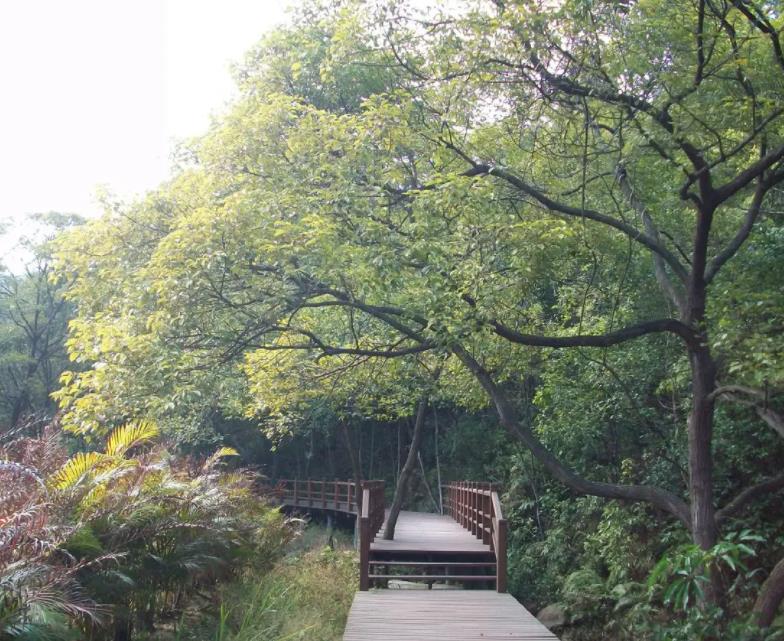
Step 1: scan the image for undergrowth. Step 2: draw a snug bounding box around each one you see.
[173,525,358,641]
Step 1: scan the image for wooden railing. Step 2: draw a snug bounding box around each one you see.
[358,481,385,590]
[442,481,508,592]
[275,479,362,513]
[273,479,385,590]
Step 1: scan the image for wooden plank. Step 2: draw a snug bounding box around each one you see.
[371,511,492,554]
[343,591,558,641]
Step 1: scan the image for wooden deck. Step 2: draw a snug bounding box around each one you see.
[371,510,492,555]
[275,479,559,640]
[343,591,557,641]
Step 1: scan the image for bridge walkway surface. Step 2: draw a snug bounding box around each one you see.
[274,479,559,641]
[343,591,557,641]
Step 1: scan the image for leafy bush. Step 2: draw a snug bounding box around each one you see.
[0,421,290,641]
[648,530,764,611]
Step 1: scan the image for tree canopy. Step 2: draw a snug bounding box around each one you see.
[52,0,784,631]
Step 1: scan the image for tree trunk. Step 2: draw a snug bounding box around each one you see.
[433,405,443,513]
[417,451,440,512]
[686,343,719,552]
[368,422,375,479]
[754,556,784,627]
[339,421,363,511]
[684,275,722,605]
[383,398,427,540]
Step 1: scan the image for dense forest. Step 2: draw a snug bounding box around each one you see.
[2,1,783,639]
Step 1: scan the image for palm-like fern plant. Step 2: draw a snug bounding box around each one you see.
[1,430,104,641]
[3,419,288,641]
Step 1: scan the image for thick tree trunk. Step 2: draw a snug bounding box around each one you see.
[686,344,719,551]
[755,556,784,627]
[383,398,427,540]
[683,272,722,605]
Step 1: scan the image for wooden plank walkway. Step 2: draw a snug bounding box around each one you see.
[343,591,557,641]
[275,479,558,639]
[371,510,492,555]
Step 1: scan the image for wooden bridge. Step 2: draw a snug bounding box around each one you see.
[274,479,560,640]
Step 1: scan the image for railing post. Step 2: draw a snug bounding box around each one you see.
[293,479,298,505]
[471,482,478,538]
[463,481,468,528]
[458,482,462,524]
[482,490,486,544]
[307,479,312,506]
[322,479,327,508]
[496,516,508,593]
[359,485,371,591]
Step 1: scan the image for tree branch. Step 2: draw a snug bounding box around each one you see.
[451,343,692,528]
[616,163,687,311]
[714,143,784,203]
[716,472,784,524]
[468,161,690,281]
[705,178,766,283]
[490,318,698,349]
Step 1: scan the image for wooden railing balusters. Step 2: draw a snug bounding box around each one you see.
[272,479,385,591]
[441,481,508,593]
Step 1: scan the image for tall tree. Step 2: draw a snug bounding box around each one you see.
[0,213,79,429]
[54,0,784,620]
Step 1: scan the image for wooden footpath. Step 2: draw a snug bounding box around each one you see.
[371,510,491,554]
[274,479,559,641]
[343,591,557,641]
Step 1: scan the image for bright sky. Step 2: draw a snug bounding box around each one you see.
[0,0,292,265]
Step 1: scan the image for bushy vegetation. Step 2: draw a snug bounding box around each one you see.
[0,421,290,641]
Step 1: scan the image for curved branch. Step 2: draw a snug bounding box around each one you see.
[731,0,784,74]
[716,472,784,524]
[715,143,784,203]
[469,162,690,281]
[711,384,784,439]
[707,169,784,282]
[451,343,692,528]
[754,555,784,628]
[490,318,698,349]
[616,164,687,311]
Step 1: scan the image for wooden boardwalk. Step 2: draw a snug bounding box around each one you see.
[372,510,492,554]
[343,591,557,641]
[274,479,560,640]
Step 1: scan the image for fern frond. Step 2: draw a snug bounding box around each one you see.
[49,452,105,490]
[202,447,240,472]
[105,420,159,457]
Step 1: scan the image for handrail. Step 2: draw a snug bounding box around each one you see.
[274,479,385,590]
[274,479,364,513]
[358,481,385,590]
[442,481,508,592]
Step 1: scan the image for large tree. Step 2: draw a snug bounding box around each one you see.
[55,0,784,621]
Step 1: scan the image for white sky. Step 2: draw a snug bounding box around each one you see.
[0,0,292,265]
